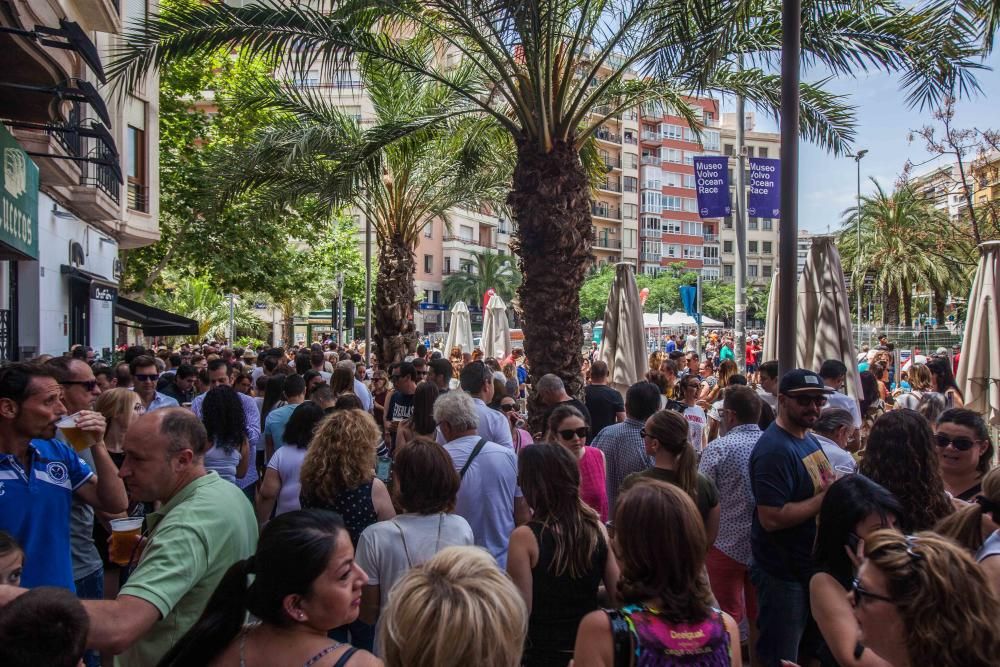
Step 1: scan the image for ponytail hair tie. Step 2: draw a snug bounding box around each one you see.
[975,495,999,515]
[245,555,256,574]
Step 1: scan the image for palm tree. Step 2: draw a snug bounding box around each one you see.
[146,276,267,342]
[837,179,973,326]
[110,0,983,394]
[181,47,512,363]
[442,251,522,308]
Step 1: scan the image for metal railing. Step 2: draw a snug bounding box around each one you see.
[703,257,721,266]
[703,233,719,243]
[442,234,496,249]
[598,179,622,193]
[640,155,659,165]
[641,131,659,142]
[640,252,660,262]
[127,183,148,212]
[591,205,621,220]
[603,156,622,169]
[593,237,623,249]
[80,149,120,205]
[595,129,621,143]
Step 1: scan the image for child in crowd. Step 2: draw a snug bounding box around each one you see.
[0,531,23,586]
[0,586,90,667]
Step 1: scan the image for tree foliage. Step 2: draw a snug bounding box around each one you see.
[145,275,267,343]
[442,251,522,307]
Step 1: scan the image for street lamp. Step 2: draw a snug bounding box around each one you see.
[847,149,867,349]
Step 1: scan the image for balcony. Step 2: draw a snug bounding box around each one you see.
[623,133,638,145]
[640,155,659,165]
[598,179,622,193]
[603,156,622,170]
[595,129,621,144]
[10,126,80,189]
[593,237,623,250]
[591,204,622,220]
[69,145,121,222]
[703,233,719,243]
[443,234,496,249]
[641,131,660,143]
[640,252,660,262]
[703,257,721,266]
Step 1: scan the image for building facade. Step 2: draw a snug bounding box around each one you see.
[1,0,160,359]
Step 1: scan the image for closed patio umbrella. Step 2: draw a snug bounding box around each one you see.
[763,270,780,362]
[795,236,862,400]
[481,293,511,360]
[599,263,647,397]
[956,241,1000,425]
[444,301,474,354]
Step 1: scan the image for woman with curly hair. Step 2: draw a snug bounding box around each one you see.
[858,410,952,532]
[573,480,741,666]
[935,466,1000,594]
[299,409,396,546]
[507,443,619,666]
[852,530,1000,666]
[200,385,250,488]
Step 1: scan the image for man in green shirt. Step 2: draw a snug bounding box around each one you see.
[75,408,257,665]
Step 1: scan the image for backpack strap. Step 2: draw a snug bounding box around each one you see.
[459,438,488,479]
[604,609,634,667]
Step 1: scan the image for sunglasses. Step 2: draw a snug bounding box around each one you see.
[61,380,99,391]
[934,433,979,451]
[792,395,828,407]
[134,374,160,382]
[416,371,428,377]
[850,577,893,607]
[500,404,517,412]
[558,427,589,440]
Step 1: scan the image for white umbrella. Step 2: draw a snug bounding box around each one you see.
[763,270,780,362]
[599,263,647,397]
[795,236,862,400]
[444,301,474,354]
[481,294,511,360]
[956,241,1000,425]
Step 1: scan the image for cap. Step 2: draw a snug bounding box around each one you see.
[779,369,835,395]
[935,347,949,355]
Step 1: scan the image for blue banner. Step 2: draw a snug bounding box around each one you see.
[747,157,780,218]
[680,285,698,318]
[693,156,731,218]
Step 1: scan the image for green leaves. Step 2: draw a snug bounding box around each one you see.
[442,251,522,306]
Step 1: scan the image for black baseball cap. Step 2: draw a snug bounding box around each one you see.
[779,369,835,395]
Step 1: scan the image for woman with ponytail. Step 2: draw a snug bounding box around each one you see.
[935,466,1000,594]
[622,409,720,547]
[157,509,378,667]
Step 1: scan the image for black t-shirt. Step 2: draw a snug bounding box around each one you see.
[387,391,415,423]
[750,423,833,581]
[584,384,625,438]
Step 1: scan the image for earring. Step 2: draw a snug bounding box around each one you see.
[298,612,305,620]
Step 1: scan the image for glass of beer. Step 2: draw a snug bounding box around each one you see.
[56,413,92,452]
[109,517,144,567]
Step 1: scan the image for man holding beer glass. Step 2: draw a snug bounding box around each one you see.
[0,362,128,592]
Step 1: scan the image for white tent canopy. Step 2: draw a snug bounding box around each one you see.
[444,301,473,354]
[481,294,511,360]
[641,311,722,329]
[956,241,1000,425]
[599,263,647,397]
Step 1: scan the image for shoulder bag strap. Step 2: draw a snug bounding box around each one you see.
[604,609,635,667]
[459,438,488,479]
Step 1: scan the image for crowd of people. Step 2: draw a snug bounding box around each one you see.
[0,334,997,667]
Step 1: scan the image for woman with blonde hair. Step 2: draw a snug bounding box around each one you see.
[380,546,527,667]
[893,364,936,410]
[935,466,1000,594]
[648,350,665,376]
[853,530,1000,666]
[94,388,145,465]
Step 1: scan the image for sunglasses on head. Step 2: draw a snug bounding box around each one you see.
[935,433,978,451]
[558,427,589,440]
[134,374,159,382]
[791,394,828,407]
[61,380,99,391]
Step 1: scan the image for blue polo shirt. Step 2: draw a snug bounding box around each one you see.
[0,438,93,590]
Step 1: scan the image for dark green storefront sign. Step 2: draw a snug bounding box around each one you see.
[0,125,39,260]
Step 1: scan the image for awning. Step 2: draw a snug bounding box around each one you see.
[114,296,198,336]
[61,264,119,301]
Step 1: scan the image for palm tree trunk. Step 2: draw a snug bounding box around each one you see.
[374,232,417,364]
[886,289,901,325]
[903,287,913,328]
[933,289,946,326]
[508,139,592,430]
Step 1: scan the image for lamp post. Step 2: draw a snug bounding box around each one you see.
[847,149,867,349]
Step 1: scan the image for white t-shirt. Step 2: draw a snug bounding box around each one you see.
[267,445,308,516]
[356,512,474,650]
[813,433,857,473]
[444,435,522,567]
[684,405,707,451]
[824,390,862,428]
[686,334,698,351]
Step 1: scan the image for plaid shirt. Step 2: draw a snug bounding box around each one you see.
[698,423,762,565]
[592,418,652,512]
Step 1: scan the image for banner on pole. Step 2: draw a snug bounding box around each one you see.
[693,156,731,218]
[747,157,781,218]
[680,285,698,318]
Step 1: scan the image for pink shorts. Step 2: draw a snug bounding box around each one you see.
[705,546,758,624]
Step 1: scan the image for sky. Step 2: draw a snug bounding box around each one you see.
[732,49,1000,234]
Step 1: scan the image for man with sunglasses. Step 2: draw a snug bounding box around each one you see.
[130,356,178,413]
[749,369,836,667]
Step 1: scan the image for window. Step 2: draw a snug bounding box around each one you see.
[762,241,772,254]
[749,241,758,253]
[748,264,758,278]
[642,240,661,255]
[661,124,683,140]
[762,264,773,278]
[665,244,679,257]
[662,196,682,211]
[662,148,682,163]
[662,171,680,188]
[724,143,734,156]
[126,113,147,212]
[622,203,638,220]
[642,264,660,276]
[723,240,733,253]
[723,215,733,229]
[702,130,721,152]
[663,219,682,234]
[641,216,661,233]
[424,255,434,273]
[624,229,638,249]
[424,222,433,238]
[641,191,662,214]
[644,167,663,189]
[624,153,638,169]
[623,176,638,192]
[683,198,698,213]
[683,174,696,189]
[444,257,452,273]
[682,221,703,236]
[498,218,509,234]
[683,151,695,165]
[683,244,703,259]
[723,263,734,278]
[704,246,719,259]
[748,218,758,230]
[758,147,769,158]
[745,146,754,158]
[762,218,773,231]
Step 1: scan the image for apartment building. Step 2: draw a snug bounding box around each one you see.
[909,162,970,222]
[637,98,722,277]
[1,0,162,358]
[719,112,781,286]
[971,150,1000,208]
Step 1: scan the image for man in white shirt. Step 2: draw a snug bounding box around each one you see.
[818,359,861,428]
[810,408,858,473]
[757,360,779,412]
[457,361,513,449]
[434,391,529,567]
